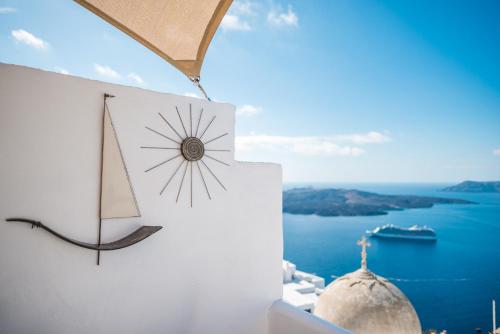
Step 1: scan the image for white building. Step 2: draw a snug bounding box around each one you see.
[282,260,325,312]
[0,63,351,334]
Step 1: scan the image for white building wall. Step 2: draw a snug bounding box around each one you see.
[0,64,283,334]
[268,300,352,334]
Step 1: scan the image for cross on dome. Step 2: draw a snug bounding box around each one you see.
[357,236,371,270]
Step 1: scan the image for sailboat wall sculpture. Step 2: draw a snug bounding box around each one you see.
[5,94,162,265]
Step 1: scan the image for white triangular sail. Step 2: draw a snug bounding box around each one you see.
[100,106,140,219]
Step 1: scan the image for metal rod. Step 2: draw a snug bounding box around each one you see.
[196,161,211,200]
[97,93,114,265]
[160,159,185,195]
[204,154,230,166]
[189,76,211,101]
[189,104,192,137]
[145,154,181,173]
[197,84,210,101]
[190,161,193,207]
[200,159,227,191]
[176,161,189,202]
[205,149,231,152]
[204,133,228,145]
[494,299,497,334]
[195,108,203,137]
[140,146,180,150]
[159,113,183,140]
[176,106,189,138]
[145,126,180,144]
[199,116,216,140]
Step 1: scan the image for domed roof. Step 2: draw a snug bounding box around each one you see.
[314,268,422,334]
[314,236,422,334]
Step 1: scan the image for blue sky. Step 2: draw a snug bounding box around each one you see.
[1,0,499,182]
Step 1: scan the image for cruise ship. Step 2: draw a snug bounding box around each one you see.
[367,224,437,241]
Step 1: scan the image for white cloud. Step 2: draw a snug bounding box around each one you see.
[0,7,16,13]
[93,63,120,79]
[92,66,144,84]
[232,1,257,16]
[236,135,365,157]
[54,67,69,75]
[267,6,298,27]
[221,14,251,31]
[493,148,500,156]
[333,132,391,144]
[235,131,390,157]
[236,104,262,116]
[442,164,482,170]
[184,92,200,98]
[127,72,144,85]
[221,1,258,32]
[11,29,49,50]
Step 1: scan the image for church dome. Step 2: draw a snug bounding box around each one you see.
[314,237,422,334]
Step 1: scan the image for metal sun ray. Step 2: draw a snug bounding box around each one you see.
[199,115,215,140]
[204,153,230,166]
[176,161,189,202]
[141,105,230,206]
[145,126,180,144]
[159,112,183,141]
[144,154,181,173]
[189,104,193,137]
[204,132,228,145]
[160,159,185,195]
[176,106,189,138]
[200,159,227,191]
[195,109,203,137]
[196,160,211,200]
[141,146,180,150]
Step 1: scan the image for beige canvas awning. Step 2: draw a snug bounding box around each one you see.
[75,0,232,79]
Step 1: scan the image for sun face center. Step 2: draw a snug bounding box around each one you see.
[181,137,205,161]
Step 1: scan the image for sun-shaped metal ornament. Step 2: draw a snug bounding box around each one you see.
[141,104,229,207]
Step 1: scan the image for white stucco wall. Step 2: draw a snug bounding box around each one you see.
[0,63,283,334]
[268,301,352,334]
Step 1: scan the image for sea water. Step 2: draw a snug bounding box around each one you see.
[283,183,500,333]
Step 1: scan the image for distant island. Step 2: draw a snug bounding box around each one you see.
[442,181,500,193]
[283,188,474,217]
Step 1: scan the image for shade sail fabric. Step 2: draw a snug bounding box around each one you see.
[75,0,232,78]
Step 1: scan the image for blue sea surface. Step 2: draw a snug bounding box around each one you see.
[283,183,500,334]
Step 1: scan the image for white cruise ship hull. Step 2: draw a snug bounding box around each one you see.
[367,231,437,241]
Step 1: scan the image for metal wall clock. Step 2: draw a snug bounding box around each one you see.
[142,104,230,207]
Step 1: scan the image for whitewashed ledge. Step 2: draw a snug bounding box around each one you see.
[268,300,352,334]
